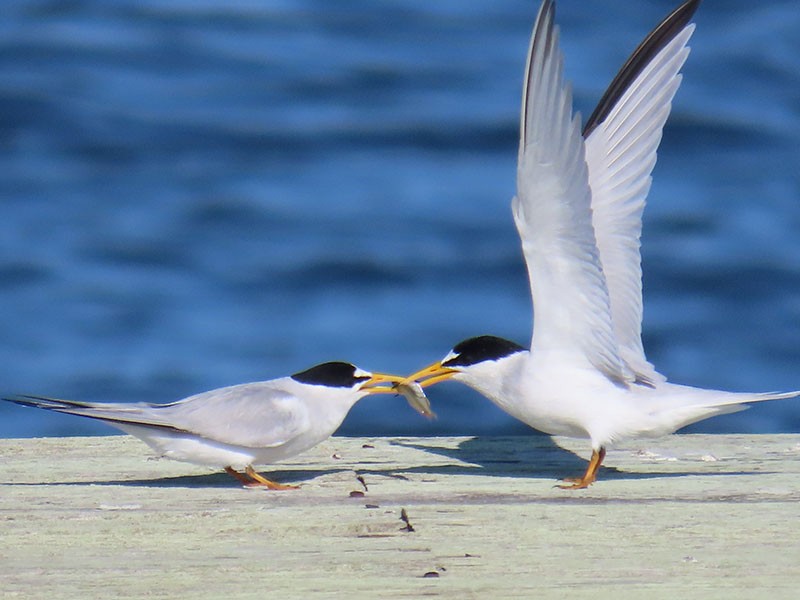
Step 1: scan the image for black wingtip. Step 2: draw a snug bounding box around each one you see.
[2,394,188,434]
[520,0,557,148]
[3,394,53,408]
[582,0,701,138]
[3,394,103,413]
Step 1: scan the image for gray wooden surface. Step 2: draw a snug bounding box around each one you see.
[1,434,799,599]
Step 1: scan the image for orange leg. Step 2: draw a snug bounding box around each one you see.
[224,466,257,486]
[223,465,299,490]
[557,447,606,489]
[244,465,299,490]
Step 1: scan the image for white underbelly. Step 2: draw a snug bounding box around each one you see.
[497,363,630,441]
[115,424,306,469]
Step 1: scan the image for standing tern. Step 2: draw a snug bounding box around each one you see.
[404,0,799,488]
[4,362,427,488]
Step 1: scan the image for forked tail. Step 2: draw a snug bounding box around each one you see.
[656,387,800,434]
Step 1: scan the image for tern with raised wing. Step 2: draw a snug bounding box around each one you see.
[404,0,799,488]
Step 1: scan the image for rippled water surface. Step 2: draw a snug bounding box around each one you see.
[2,0,799,438]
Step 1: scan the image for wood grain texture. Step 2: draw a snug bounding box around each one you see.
[1,434,799,599]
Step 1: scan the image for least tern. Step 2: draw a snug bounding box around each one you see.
[4,362,421,488]
[405,0,800,488]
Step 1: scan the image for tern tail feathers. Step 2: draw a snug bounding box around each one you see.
[638,388,800,440]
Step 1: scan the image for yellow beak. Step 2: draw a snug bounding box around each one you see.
[358,372,435,418]
[401,362,459,388]
[358,372,407,393]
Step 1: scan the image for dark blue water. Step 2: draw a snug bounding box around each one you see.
[2,0,799,439]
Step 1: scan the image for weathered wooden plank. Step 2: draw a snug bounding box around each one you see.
[1,434,799,599]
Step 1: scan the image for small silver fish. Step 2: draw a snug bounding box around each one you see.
[395,381,436,419]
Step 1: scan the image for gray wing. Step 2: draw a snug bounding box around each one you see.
[583,1,698,384]
[515,0,632,384]
[6,382,311,448]
[158,382,311,447]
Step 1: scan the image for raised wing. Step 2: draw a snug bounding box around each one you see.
[514,0,632,384]
[583,0,698,382]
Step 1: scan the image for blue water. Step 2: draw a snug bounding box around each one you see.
[2,0,799,439]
